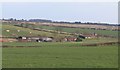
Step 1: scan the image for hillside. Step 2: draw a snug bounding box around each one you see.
[36,25,119,37]
[1,24,118,43]
[2,24,70,39]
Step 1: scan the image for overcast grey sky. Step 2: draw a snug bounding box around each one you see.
[1,2,118,24]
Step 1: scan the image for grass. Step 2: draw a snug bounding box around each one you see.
[2,23,119,38]
[2,42,82,47]
[1,24,118,68]
[37,25,119,37]
[3,45,118,68]
[2,24,69,38]
[81,37,118,44]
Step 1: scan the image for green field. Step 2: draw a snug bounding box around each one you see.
[1,24,118,68]
[2,24,70,38]
[37,25,119,37]
[2,23,119,38]
[2,24,118,42]
[2,42,82,47]
[3,44,118,68]
[3,23,119,37]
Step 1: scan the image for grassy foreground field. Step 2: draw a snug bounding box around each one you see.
[2,43,118,68]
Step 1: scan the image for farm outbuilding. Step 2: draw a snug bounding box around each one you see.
[17,36,54,42]
[78,35,86,39]
[64,37,77,42]
[35,37,53,42]
[79,33,98,39]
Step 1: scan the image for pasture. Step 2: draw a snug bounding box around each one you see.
[1,23,118,68]
[3,23,119,37]
[2,24,118,43]
[37,25,119,37]
[2,43,118,68]
[2,24,70,38]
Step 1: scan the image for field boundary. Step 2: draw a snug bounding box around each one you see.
[81,42,119,46]
[1,42,119,48]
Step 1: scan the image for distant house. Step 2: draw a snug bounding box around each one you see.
[79,33,98,39]
[17,36,27,40]
[36,37,53,42]
[17,36,29,42]
[64,37,77,42]
[78,35,86,39]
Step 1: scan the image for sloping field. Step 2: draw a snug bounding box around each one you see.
[1,24,118,43]
[2,24,69,38]
[37,25,119,37]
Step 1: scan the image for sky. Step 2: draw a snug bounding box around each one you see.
[0,0,119,2]
[1,2,118,24]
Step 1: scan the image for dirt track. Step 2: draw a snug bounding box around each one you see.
[0,38,17,42]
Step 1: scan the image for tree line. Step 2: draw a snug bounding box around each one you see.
[1,18,119,26]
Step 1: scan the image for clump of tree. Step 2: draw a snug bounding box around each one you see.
[29,19,52,23]
[76,37,82,42]
[75,35,86,42]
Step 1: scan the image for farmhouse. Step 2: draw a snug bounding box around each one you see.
[78,35,86,39]
[64,37,77,42]
[79,33,98,39]
[36,37,53,42]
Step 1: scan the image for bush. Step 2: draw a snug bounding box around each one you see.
[76,37,82,42]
